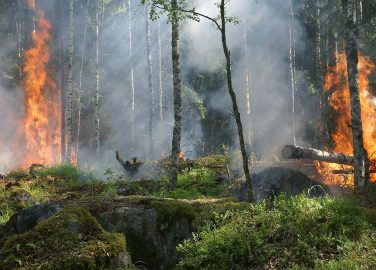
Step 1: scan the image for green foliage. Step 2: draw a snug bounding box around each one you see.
[0,206,130,270]
[156,166,225,199]
[35,164,94,185]
[182,85,207,119]
[177,195,376,270]
[151,199,196,225]
[0,184,50,225]
[100,182,118,198]
[6,169,29,180]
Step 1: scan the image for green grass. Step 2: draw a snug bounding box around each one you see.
[35,164,93,183]
[177,195,376,270]
[154,166,225,199]
[0,183,51,225]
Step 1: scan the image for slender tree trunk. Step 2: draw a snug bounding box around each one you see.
[158,20,164,121]
[316,0,322,102]
[169,0,182,190]
[219,0,253,200]
[95,1,101,155]
[146,5,155,157]
[60,2,67,163]
[128,0,135,148]
[66,0,74,163]
[343,0,370,191]
[357,0,363,37]
[15,0,23,79]
[315,0,325,148]
[76,0,90,162]
[288,0,296,145]
[243,24,254,162]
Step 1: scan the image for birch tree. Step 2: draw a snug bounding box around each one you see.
[157,20,164,121]
[66,0,74,163]
[181,0,254,199]
[146,4,155,157]
[243,22,254,162]
[142,0,183,189]
[76,0,91,161]
[143,0,253,197]
[94,0,101,155]
[343,0,370,190]
[14,0,23,79]
[288,0,296,145]
[127,0,135,147]
[60,1,67,162]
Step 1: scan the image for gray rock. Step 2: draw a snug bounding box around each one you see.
[251,167,329,201]
[15,202,61,233]
[227,167,329,202]
[83,198,194,270]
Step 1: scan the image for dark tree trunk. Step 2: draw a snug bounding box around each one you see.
[219,0,253,200]
[169,0,182,190]
[343,0,370,190]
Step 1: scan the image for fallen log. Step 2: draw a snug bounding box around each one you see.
[332,169,376,175]
[282,145,354,166]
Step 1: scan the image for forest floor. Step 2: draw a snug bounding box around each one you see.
[0,159,376,269]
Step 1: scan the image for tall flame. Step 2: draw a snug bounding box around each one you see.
[20,0,61,167]
[316,49,376,186]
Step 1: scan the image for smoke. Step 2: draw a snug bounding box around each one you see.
[183,0,306,158]
[0,0,312,176]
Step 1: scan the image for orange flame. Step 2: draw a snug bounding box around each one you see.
[179,151,186,160]
[316,49,376,186]
[20,0,61,167]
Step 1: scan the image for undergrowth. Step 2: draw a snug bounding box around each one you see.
[154,166,225,199]
[177,195,376,270]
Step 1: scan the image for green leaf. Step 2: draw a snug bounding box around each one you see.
[15,243,21,253]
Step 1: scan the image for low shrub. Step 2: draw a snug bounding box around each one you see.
[177,195,376,270]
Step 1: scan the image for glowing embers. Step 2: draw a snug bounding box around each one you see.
[20,0,61,167]
[317,51,376,187]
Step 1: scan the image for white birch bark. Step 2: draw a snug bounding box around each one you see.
[66,0,74,163]
[288,0,296,145]
[146,5,155,157]
[158,20,164,121]
[95,1,101,155]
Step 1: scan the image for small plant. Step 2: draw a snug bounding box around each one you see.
[101,182,118,197]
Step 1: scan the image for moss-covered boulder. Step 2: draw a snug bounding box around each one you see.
[0,206,135,270]
[80,196,194,270]
[78,196,246,270]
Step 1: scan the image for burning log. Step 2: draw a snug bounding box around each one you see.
[282,145,354,166]
[332,169,376,175]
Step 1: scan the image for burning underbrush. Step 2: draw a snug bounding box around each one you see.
[316,50,376,187]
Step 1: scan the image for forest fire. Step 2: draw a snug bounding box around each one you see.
[19,0,61,167]
[316,50,376,186]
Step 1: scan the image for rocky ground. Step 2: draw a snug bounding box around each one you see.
[0,157,375,270]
